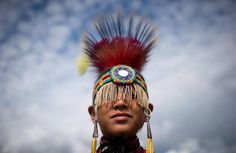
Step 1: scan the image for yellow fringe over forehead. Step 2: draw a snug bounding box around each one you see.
[93,82,149,109]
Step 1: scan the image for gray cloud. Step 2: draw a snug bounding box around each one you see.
[166,138,236,153]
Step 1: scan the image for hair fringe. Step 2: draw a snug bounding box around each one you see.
[94,82,149,109]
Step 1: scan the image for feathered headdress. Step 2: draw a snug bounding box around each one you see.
[81,14,156,153]
[83,14,156,108]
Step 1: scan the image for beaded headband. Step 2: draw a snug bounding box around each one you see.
[93,65,148,104]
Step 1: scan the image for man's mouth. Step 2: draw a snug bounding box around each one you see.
[111,113,132,121]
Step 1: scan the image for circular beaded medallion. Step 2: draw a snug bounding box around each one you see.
[110,65,136,84]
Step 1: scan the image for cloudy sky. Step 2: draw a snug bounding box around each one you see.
[0,0,236,152]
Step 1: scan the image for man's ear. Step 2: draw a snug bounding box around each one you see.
[88,105,96,123]
[144,103,154,122]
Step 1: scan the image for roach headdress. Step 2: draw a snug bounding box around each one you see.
[82,14,156,153]
[83,14,156,108]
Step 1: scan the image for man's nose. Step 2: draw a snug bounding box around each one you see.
[113,99,128,110]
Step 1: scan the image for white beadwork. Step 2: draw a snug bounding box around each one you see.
[118,69,128,77]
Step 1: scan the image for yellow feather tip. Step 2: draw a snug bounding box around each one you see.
[76,54,89,75]
[91,137,97,153]
[146,138,154,153]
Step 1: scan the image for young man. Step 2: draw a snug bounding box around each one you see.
[83,14,156,153]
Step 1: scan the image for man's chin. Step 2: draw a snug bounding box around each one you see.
[108,126,136,136]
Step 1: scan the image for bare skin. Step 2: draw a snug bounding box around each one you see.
[88,99,153,138]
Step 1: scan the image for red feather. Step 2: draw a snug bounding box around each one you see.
[83,15,156,75]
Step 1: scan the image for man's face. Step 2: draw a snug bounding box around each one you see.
[96,99,145,137]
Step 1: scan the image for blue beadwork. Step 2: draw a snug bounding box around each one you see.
[110,65,136,84]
